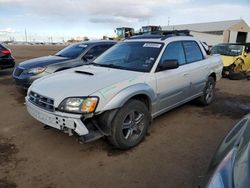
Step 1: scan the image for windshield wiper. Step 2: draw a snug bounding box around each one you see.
[87,62,127,70]
[86,62,101,66]
[98,63,126,69]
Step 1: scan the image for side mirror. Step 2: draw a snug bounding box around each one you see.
[158,60,179,71]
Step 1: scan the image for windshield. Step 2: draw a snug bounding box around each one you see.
[55,43,88,58]
[142,27,151,33]
[116,29,125,37]
[93,42,163,72]
[211,44,243,56]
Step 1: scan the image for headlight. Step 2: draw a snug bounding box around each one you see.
[27,67,47,74]
[58,97,98,113]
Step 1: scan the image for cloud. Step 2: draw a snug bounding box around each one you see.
[0,28,15,35]
[84,0,190,23]
[174,3,250,25]
[90,17,138,24]
[0,0,190,24]
[1,0,250,41]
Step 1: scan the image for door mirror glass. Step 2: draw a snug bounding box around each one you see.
[159,60,179,71]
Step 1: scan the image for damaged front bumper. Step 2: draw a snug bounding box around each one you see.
[25,97,89,136]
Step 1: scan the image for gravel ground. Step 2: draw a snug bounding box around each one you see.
[0,45,249,188]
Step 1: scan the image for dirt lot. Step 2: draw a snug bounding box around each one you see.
[0,45,250,188]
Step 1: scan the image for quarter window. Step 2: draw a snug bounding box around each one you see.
[160,42,186,66]
[183,41,203,63]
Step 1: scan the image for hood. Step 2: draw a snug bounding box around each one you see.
[221,55,239,67]
[29,65,145,106]
[19,55,70,69]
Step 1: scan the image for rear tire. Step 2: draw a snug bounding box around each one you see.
[246,72,250,80]
[108,100,150,149]
[198,77,215,106]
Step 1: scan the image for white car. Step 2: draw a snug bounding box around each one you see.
[26,33,223,149]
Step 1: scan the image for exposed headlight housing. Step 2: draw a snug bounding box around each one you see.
[27,67,47,74]
[58,97,98,114]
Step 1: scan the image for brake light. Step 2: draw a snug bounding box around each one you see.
[1,50,11,55]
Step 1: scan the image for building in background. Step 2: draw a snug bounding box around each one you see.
[163,19,250,46]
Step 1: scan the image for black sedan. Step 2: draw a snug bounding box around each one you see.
[204,114,250,188]
[0,43,15,70]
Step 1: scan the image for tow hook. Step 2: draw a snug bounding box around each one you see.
[63,128,73,136]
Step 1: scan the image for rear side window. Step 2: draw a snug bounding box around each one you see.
[86,44,114,58]
[55,43,88,58]
[183,41,203,63]
[160,41,186,65]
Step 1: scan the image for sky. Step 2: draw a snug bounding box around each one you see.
[0,0,250,42]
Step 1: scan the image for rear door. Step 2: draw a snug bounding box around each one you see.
[182,41,209,97]
[155,41,190,112]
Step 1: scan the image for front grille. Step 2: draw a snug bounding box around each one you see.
[14,67,24,76]
[29,91,55,112]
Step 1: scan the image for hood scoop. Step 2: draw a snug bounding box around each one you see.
[75,70,94,76]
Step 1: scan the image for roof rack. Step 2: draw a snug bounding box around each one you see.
[127,30,192,40]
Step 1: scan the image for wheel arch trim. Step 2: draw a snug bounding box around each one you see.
[100,83,157,112]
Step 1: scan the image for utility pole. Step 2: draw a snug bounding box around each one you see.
[168,17,170,26]
[25,29,28,42]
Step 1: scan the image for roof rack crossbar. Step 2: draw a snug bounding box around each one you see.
[159,30,192,40]
[126,30,192,40]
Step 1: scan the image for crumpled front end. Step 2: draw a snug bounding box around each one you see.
[26,96,89,136]
[221,55,237,67]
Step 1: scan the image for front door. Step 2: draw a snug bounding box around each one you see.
[155,41,190,113]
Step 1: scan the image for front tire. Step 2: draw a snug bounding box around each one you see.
[198,77,215,106]
[108,100,150,149]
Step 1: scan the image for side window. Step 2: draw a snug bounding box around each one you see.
[160,41,186,65]
[183,41,204,63]
[86,44,113,58]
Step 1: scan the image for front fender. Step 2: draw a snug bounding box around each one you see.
[101,83,157,112]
